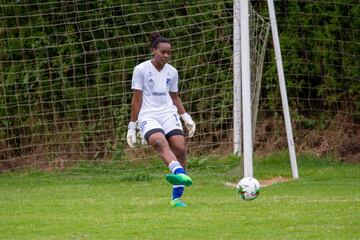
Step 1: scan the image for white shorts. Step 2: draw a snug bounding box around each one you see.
[138,112,184,142]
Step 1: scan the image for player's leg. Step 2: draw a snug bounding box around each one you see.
[140,118,191,186]
[162,113,187,168]
[147,132,192,186]
[146,132,189,207]
[160,114,192,186]
[163,114,192,207]
[139,119,174,165]
[167,135,188,207]
[167,134,187,168]
[147,132,176,166]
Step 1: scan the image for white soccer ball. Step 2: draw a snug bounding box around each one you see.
[237,177,260,201]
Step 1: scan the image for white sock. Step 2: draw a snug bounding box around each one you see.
[168,160,185,174]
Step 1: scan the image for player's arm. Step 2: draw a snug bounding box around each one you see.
[127,89,142,148]
[170,92,186,114]
[130,89,143,122]
[127,65,143,148]
[170,92,195,137]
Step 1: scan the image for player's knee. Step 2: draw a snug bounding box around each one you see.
[153,138,169,152]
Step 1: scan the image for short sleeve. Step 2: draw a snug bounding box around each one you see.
[131,66,144,90]
[169,69,179,92]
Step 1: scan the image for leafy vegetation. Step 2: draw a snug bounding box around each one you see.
[0,1,359,166]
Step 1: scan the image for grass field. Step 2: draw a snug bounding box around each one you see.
[1,152,359,240]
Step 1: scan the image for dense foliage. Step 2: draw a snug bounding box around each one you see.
[0,0,359,166]
[260,1,360,120]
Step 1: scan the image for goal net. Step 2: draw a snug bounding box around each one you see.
[0,0,237,171]
[249,4,271,143]
[0,0,271,172]
[1,1,358,172]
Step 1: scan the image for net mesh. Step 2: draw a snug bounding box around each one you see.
[0,0,235,171]
[0,0,359,172]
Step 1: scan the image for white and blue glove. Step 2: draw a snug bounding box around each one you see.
[127,121,147,148]
[126,121,137,148]
[181,113,196,138]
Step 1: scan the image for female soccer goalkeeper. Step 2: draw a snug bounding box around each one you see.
[126,32,196,207]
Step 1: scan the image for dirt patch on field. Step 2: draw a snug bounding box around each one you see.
[225,176,291,188]
[259,176,292,187]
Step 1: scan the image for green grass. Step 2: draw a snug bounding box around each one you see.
[1,153,359,240]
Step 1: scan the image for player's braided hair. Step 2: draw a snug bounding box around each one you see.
[150,32,171,49]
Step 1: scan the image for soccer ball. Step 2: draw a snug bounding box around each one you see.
[237,177,260,201]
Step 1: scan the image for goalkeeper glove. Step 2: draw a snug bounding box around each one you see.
[137,130,147,145]
[126,121,137,148]
[181,113,196,138]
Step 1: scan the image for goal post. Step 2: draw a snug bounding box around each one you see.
[240,0,254,178]
[234,0,299,179]
[233,0,242,157]
[267,0,299,179]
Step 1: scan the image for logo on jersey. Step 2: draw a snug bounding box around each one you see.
[166,77,172,86]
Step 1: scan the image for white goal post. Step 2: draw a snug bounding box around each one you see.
[267,0,299,179]
[233,0,299,179]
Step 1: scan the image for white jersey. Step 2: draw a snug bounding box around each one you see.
[131,60,179,119]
